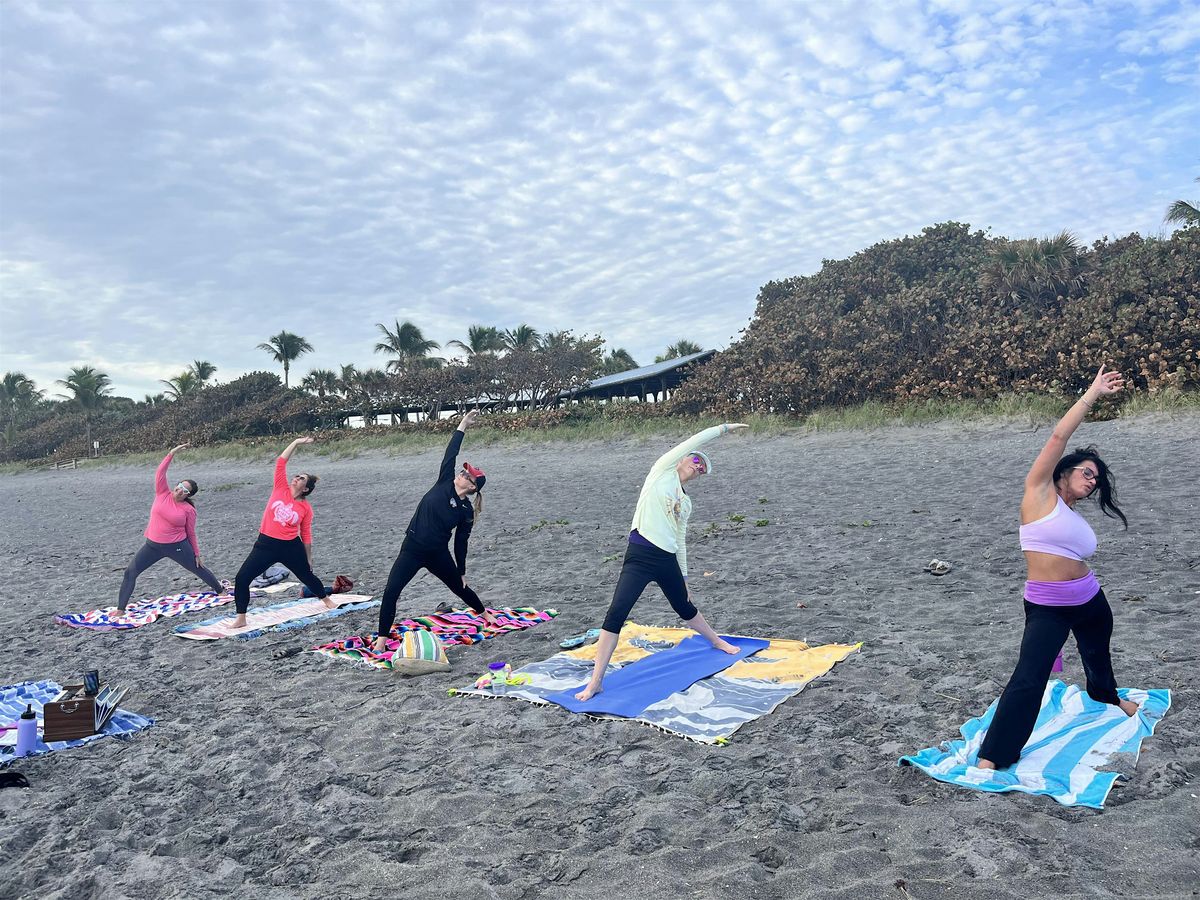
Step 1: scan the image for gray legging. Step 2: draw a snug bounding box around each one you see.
[119,539,223,610]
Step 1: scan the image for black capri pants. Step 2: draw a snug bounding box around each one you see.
[979,588,1121,768]
[233,534,327,614]
[378,542,485,635]
[601,541,698,634]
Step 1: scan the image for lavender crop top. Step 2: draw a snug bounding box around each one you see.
[1019,496,1097,561]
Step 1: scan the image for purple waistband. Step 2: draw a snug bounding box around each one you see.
[628,529,655,548]
[1023,571,1100,606]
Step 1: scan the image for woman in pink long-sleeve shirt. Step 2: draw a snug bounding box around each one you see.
[115,443,224,613]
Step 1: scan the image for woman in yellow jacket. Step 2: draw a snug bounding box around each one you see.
[574,423,748,701]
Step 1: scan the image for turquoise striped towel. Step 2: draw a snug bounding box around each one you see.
[900,680,1170,808]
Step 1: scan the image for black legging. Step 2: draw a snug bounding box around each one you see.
[601,541,699,634]
[233,534,327,614]
[118,539,223,610]
[378,542,484,635]
[979,588,1122,768]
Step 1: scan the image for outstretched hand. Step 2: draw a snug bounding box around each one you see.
[1089,365,1125,397]
[168,443,190,455]
[723,423,749,433]
[292,436,316,445]
[460,408,481,429]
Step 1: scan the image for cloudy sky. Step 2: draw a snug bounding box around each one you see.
[1,0,1196,399]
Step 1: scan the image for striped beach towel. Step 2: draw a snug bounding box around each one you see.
[172,594,377,641]
[1,680,154,766]
[900,680,1171,808]
[313,606,558,669]
[54,581,298,631]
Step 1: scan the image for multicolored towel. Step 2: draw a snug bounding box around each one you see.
[452,622,860,744]
[900,680,1171,808]
[172,594,377,641]
[0,680,154,766]
[312,606,559,670]
[54,581,298,631]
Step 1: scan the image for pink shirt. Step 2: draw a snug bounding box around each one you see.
[258,457,313,543]
[144,454,199,555]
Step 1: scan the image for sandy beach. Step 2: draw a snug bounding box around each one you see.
[1,414,1197,899]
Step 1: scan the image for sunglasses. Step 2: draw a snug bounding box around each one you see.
[1070,466,1098,482]
[688,454,707,474]
[459,469,477,486]
[175,482,193,494]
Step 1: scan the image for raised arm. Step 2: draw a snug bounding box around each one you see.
[1025,368,1123,490]
[648,423,749,478]
[437,410,479,483]
[156,443,190,495]
[279,436,314,461]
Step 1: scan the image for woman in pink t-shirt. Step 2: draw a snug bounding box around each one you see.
[230,436,335,628]
[115,443,225,614]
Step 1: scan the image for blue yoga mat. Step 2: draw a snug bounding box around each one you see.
[546,634,769,718]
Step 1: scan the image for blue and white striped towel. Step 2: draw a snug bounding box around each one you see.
[900,680,1171,808]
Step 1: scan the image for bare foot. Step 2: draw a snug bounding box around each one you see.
[575,684,602,702]
[321,597,337,609]
[975,758,997,770]
[713,639,739,654]
[231,615,248,629]
[372,637,387,653]
[1119,698,1139,717]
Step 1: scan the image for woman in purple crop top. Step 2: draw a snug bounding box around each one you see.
[977,366,1140,770]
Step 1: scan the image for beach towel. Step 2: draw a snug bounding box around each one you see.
[0,680,154,766]
[546,634,769,717]
[312,606,559,670]
[172,594,377,641]
[452,622,861,744]
[54,582,298,631]
[899,680,1171,808]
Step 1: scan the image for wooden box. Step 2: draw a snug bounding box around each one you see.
[42,684,127,742]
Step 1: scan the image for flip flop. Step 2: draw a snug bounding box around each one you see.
[435,601,456,614]
[559,628,602,649]
[0,772,30,789]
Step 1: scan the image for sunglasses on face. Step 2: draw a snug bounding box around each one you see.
[175,482,192,494]
[459,469,477,486]
[688,455,707,474]
[1070,466,1098,482]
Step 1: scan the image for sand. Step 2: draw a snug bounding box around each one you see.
[1,414,1197,899]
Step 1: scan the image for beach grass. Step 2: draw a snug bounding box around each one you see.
[5,391,1197,474]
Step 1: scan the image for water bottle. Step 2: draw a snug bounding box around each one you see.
[15,704,37,757]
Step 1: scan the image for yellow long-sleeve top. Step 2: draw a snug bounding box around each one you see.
[628,425,726,576]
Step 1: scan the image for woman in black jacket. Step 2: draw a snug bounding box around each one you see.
[373,409,495,650]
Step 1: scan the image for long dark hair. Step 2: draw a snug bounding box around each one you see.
[1053,445,1127,527]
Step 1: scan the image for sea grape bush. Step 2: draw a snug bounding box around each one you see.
[672,223,1198,415]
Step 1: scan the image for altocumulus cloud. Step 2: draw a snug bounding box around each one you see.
[0,0,1195,397]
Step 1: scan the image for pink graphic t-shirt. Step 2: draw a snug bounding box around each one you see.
[145,453,199,555]
[258,457,313,543]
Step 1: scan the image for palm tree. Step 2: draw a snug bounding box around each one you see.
[374,319,441,372]
[189,360,218,386]
[1165,176,1200,227]
[0,372,43,424]
[540,330,576,352]
[142,393,167,407]
[337,364,360,399]
[980,231,1087,305]
[502,324,541,352]
[161,370,201,400]
[301,368,340,399]
[601,348,639,375]
[257,331,314,387]
[448,325,505,357]
[655,340,703,363]
[56,365,112,449]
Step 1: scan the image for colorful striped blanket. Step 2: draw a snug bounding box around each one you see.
[1,680,154,766]
[54,582,298,631]
[900,680,1171,808]
[313,606,559,669]
[452,622,860,744]
[172,594,377,641]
